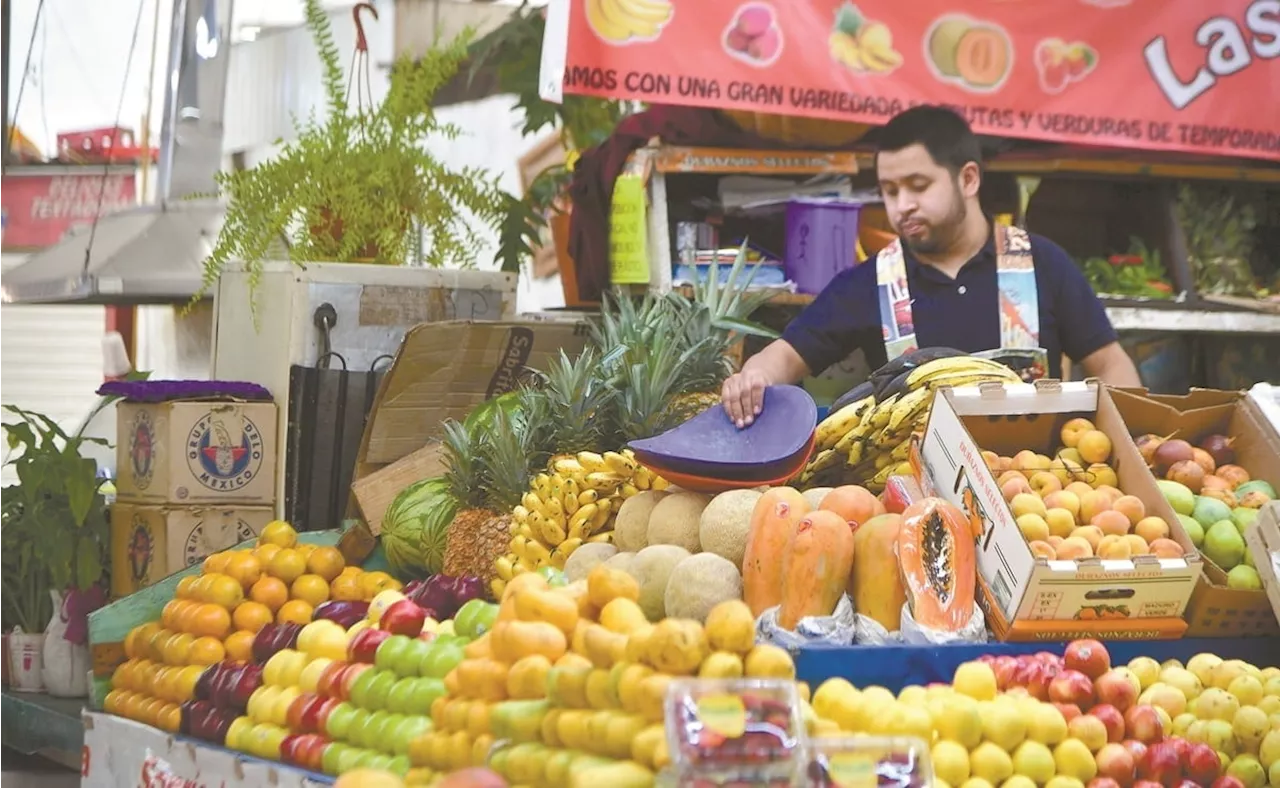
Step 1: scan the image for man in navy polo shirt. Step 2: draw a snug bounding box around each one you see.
[722,105,1140,427]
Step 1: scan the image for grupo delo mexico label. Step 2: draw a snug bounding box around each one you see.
[184,410,265,494]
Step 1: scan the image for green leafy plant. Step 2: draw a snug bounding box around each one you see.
[1081,236,1175,299]
[194,0,505,309]
[1176,184,1259,297]
[2,406,110,633]
[467,3,630,271]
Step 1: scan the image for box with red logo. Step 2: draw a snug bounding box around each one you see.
[109,503,273,598]
[115,400,278,505]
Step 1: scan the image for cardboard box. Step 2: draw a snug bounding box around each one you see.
[1110,387,1280,637]
[355,318,590,470]
[352,442,447,535]
[109,503,273,597]
[1245,502,1280,630]
[920,381,1202,641]
[115,400,278,505]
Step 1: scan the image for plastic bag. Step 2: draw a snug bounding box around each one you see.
[853,613,902,645]
[665,678,803,786]
[41,590,89,698]
[800,735,934,788]
[899,603,987,645]
[881,474,925,515]
[755,595,857,649]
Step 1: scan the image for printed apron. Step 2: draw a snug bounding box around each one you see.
[875,224,1049,382]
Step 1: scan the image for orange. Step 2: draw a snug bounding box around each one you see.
[126,622,160,659]
[103,689,127,715]
[119,691,147,721]
[112,659,137,692]
[161,600,185,630]
[158,703,183,733]
[250,576,290,612]
[189,575,214,603]
[138,696,166,725]
[224,552,263,590]
[259,520,298,548]
[224,630,256,663]
[202,551,231,575]
[339,565,363,577]
[147,628,177,662]
[189,603,233,640]
[162,632,195,665]
[175,665,204,700]
[290,574,331,607]
[330,574,363,602]
[175,575,199,600]
[276,599,314,626]
[359,571,401,600]
[306,546,345,582]
[268,548,307,584]
[296,543,317,560]
[151,667,175,701]
[204,573,245,610]
[232,601,274,634]
[188,636,226,666]
[253,543,282,566]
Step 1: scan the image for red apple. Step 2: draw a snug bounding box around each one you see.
[1065,638,1112,680]
[316,661,348,699]
[295,734,330,772]
[1096,669,1140,712]
[1092,704,1126,743]
[1165,737,1190,763]
[280,733,305,766]
[1210,778,1245,788]
[993,655,1020,689]
[1133,782,1162,788]
[1089,780,1123,788]
[348,628,391,664]
[1050,669,1096,708]
[1055,702,1084,722]
[1138,741,1181,785]
[339,663,373,699]
[228,664,263,711]
[310,697,339,731]
[1173,782,1200,788]
[1124,705,1165,745]
[286,692,320,732]
[1184,742,1221,785]
[1122,740,1149,765]
[1095,742,1137,786]
[1016,661,1049,698]
[1035,650,1064,667]
[380,599,427,638]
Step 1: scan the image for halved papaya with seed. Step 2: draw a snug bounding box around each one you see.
[898,498,976,632]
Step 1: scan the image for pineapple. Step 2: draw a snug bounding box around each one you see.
[536,347,614,459]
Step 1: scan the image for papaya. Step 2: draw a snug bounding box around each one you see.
[778,510,855,630]
[850,513,906,632]
[819,485,884,530]
[955,25,1010,89]
[898,497,975,632]
[742,487,810,616]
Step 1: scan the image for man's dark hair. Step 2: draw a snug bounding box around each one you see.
[874,105,982,175]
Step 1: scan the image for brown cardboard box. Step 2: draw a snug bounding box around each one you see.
[116,400,278,505]
[1109,387,1280,637]
[110,503,274,597]
[920,381,1202,641]
[1245,502,1280,628]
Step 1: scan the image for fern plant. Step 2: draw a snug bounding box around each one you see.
[194,0,505,309]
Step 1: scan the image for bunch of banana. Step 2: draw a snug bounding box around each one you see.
[828,20,904,74]
[585,0,672,44]
[801,356,1021,491]
[492,449,669,595]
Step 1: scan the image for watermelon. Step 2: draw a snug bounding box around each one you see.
[381,477,458,577]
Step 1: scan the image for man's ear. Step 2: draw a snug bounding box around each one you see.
[959,161,982,199]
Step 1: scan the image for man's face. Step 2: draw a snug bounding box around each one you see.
[876,143,978,254]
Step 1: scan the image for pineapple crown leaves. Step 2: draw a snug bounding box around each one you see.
[189,3,506,317]
[534,347,615,453]
[440,418,485,507]
[679,240,783,339]
[478,404,538,510]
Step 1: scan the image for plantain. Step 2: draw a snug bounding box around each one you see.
[815,395,876,449]
[806,448,841,474]
[845,439,866,466]
[865,394,899,430]
[905,356,1016,389]
[886,387,933,433]
[923,369,1021,391]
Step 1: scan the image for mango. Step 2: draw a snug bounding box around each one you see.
[569,760,656,788]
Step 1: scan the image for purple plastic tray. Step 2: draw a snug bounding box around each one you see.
[97,379,273,403]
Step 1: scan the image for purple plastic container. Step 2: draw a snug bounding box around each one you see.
[785,199,861,294]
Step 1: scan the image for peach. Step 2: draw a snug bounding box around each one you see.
[1045,508,1078,539]
[1030,540,1057,560]
[1011,493,1049,519]
[1080,491,1113,524]
[998,469,1027,486]
[1018,513,1051,543]
[981,450,1001,472]
[1067,712,1109,752]
[1061,417,1097,448]
[1043,490,1081,521]
[1092,510,1132,537]
[1002,476,1034,502]
[1097,535,1133,560]
[1089,465,1119,489]
[1200,474,1231,492]
[1133,516,1169,543]
[1057,536,1095,559]
[1059,447,1086,466]
[1122,534,1149,556]
[1012,449,1044,472]
[1066,481,1095,500]
[1148,538,1183,558]
[1078,430,1113,464]
[1029,471,1063,496]
[1072,525,1105,551]
[1047,535,1065,549]
[1112,495,1146,526]
[1217,464,1250,488]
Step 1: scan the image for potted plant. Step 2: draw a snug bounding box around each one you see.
[2,405,110,694]
[195,0,506,309]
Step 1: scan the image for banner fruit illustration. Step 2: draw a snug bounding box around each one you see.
[926,15,1013,92]
[724,3,783,66]
[827,2,904,74]
[586,0,674,45]
[1035,39,1099,94]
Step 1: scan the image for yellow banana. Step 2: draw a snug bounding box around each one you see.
[515,556,535,574]
[633,465,654,490]
[905,356,1015,389]
[526,539,552,566]
[575,452,608,473]
[585,472,624,491]
[816,396,875,449]
[512,505,530,523]
[510,535,528,561]
[596,497,613,518]
[545,495,565,523]
[590,507,611,534]
[577,489,599,507]
[540,515,567,547]
[553,458,585,478]
[552,538,582,566]
[866,395,898,429]
[569,504,597,540]
[651,475,670,491]
[887,387,932,433]
[522,492,544,518]
[834,422,870,454]
[490,578,506,599]
[874,451,895,471]
[587,531,614,544]
[890,439,912,462]
[806,448,840,474]
[620,483,639,499]
[549,474,565,504]
[534,473,555,500]
[845,439,865,467]
[495,556,515,582]
[516,523,534,541]
[923,370,1020,391]
[562,478,581,514]
[603,451,637,476]
[529,511,550,543]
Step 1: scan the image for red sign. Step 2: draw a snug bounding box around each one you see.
[558,0,1280,160]
[1,170,137,250]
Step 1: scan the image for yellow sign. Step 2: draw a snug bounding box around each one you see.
[695,694,747,738]
[609,174,650,285]
[826,753,878,788]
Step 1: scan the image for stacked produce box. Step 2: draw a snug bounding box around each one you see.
[110,393,279,597]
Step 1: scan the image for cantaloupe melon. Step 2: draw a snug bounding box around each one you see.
[742,487,810,616]
[955,26,1010,89]
[614,490,668,554]
[851,513,906,632]
[631,544,692,621]
[802,487,834,510]
[698,489,763,569]
[663,553,744,623]
[603,551,638,576]
[647,492,711,553]
[898,498,975,632]
[563,543,618,582]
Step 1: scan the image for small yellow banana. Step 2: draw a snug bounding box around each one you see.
[590,507,612,534]
[526,540,552,566]
[603,451,637,476]
[495,556,515,582]
[587,531,614,544]
[620,483,640,499]
[633,466,654,490]
[540,515,567,547]
[516,523,534,541]
[522,492,544,517]
[545,495,565,523]
[552,538,583,566]
[585,472,624,491]
[510,535,529,561]
[568,504,597,540]
[512,505,530,523]
[576,452,608,473]
[577,489,599,507]
[515,556,535,574]
[490,578,506,599]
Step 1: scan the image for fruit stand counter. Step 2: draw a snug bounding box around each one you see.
[792,638,1280,693]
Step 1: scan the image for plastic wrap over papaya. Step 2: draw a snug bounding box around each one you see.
[755,594,857,649]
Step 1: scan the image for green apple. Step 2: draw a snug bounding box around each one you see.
[350,709,379,749]
[374,635,413,673]
[346,708,372,745]
[394,639,429,679]
[348,669,380,710]
[350,749,380,770]
[323,701,357,740]
[419,642,465,679]
[407,677,447,713]
[336,746,366,774]
[365,670,397,710]
[389,715,432,756]
[453,600,499,639]
[387,677,417,714]
[320,742,349,775]
[387,754,412,777]
[366,753,395,771]
[371,712,406,754]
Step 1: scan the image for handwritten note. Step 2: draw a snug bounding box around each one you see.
[609,174,650,284]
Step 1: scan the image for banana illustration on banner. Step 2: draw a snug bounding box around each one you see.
[828,2,903,74]
[586,0,674,44]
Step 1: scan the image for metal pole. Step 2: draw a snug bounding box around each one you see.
[138,0,163,202]
[2,0,12,167]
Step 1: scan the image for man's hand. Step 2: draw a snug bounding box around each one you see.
[722,368,772,428]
